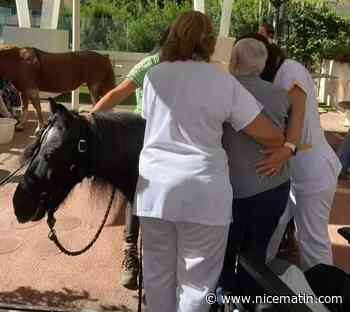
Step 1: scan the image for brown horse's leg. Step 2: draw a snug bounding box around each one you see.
[88,84,99,106]
[29,90,45,135]
[16,92,29,131]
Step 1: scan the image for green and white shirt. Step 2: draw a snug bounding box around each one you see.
[126,53,160,114]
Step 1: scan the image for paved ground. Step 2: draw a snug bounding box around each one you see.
[320,111,350,274]
[0,102,142,312]
[0,103,349,312]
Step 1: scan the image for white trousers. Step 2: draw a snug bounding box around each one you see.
[140,217,229,312]
[267,185,337,270]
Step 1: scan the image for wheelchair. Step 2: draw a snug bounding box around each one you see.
[211,253,315,312]
[211,227,350,312]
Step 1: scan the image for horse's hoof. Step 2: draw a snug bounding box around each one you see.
[15,124,24,132]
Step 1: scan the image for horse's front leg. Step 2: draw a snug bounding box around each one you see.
[29,90,45,136]
[15,92,29,132]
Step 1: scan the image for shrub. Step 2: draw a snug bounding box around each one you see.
[60,0,350,68]
[125,1,191,53]
[281,2,350,66]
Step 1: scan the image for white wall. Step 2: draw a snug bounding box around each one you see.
[2,27,69,52]
[318,60,350,106]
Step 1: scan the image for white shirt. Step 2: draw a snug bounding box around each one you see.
[134,61,262,226]
[274,59,341,193]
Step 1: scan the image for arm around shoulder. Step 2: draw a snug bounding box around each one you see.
[242,113,284,147]
[229,81,284,147]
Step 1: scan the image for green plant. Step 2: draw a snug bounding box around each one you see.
[125,1,191,52]
[281,2,350,67]
[231,0,274,38]
[59,0,350,67]
[80,0,132,50]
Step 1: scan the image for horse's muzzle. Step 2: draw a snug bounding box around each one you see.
[13,183,46,223]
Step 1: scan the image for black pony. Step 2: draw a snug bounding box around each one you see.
[13,99,145,223]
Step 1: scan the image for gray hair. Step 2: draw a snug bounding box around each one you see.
[230,38,268,76]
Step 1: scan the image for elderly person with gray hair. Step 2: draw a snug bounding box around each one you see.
[220,38,291,295]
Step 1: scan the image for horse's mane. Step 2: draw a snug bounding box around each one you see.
[88,111,145,181]
[21,111,137,164]
[80,111,145,203]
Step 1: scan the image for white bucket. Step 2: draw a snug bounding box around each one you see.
[0,118,17,144]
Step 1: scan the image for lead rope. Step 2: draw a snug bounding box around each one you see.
[0,162,28,186]
[47,186,116,256]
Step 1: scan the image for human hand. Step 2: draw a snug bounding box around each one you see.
[256,146,292,177]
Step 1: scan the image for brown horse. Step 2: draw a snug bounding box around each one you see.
[0,45,115,134]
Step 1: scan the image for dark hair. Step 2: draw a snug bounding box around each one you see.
[237,33,286,82]
[161,10,216,63]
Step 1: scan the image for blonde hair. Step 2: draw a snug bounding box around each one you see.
[161,10,216,63]
[230,38,268,76]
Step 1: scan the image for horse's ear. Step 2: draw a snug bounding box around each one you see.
[49,98,69,116]
[49,98,60,113]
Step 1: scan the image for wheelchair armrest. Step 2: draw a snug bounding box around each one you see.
[239,252,314,312]
[338,227,350,243]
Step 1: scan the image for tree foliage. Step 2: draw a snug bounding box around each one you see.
[75,0,191,52]
[58,0,350,66]
[281,2,350,66]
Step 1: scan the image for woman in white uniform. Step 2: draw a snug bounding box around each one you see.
[252,38,342,270]
[134,11,285,312]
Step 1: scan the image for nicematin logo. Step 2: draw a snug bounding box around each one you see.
[206,290,343,306]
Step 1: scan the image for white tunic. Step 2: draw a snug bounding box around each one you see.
[134,61,262,226]
[274,59,341,193]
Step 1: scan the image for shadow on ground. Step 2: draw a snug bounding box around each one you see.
[0,169,10,180]
[0,170,23,184]
[99,304,135,312]
[0,287,98,309]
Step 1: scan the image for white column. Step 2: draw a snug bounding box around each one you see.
[72,0,80,111]
[40,0,61,29]
[193,0,205,13]
[15,0,31,28]
[219,0,234,37]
